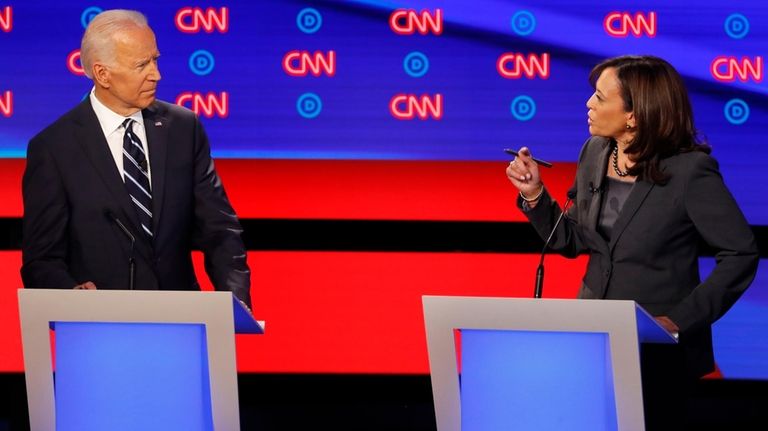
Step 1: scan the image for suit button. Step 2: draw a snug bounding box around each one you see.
[604,270,610,278]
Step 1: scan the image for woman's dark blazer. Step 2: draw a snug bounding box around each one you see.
[519,136,759,377]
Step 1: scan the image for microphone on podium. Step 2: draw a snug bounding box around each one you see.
[104,209,136,291]
[534,190,576,299]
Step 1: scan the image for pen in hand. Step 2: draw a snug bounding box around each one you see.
[503,148,553,168]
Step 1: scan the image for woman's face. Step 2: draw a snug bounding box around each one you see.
[586,67,634,143]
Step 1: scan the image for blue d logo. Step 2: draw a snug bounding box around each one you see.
[511,11,536,36]
[404,52,429,78]
[724,13,749,39]
[81,7,103,29]
[724,99,749,125]
[297,8,323,34]
[189,50,215,76]
[297,93,322,119]
[511,95,536,121]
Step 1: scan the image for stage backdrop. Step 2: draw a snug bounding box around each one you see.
[0,1,766,379]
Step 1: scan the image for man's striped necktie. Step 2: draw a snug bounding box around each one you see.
[121,118,153,238]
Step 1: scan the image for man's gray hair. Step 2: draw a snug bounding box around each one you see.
[80,10,149,79]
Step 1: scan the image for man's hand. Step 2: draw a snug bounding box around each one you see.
[73,281,97,290]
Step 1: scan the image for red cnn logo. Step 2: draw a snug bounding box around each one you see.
[389,9,443,35]
[497,53,550,79]
[390,94,443,120]
[711,56,763,83]
[0,6,11,32]
[176,92,229,118]
[175,7,229,33]
[67,50,85,76]
[0,90,12,117]
[282,51,336,77]
[604,12,657,38]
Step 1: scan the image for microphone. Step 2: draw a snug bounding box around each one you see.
[104,209,136,291]
[588,181,602,195]
[534,190,576,299]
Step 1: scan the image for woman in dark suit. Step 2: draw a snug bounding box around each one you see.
[506,55,759,428]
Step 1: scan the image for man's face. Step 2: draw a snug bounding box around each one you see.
[98,26,161,116]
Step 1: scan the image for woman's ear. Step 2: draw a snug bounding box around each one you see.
[625,111,635,129]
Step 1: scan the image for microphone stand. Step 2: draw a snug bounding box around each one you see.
[534,192,575,299]
[105,210,136,291]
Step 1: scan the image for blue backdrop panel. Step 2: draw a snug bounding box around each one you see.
[53,322,213,431]
[707,258,768,379]
[0,1,766,223]
[460,329,618,431]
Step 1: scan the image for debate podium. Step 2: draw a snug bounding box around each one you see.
[423,296,677,431]
[18,289,263,431]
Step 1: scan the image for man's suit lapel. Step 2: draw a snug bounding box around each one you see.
[143,104,168,234]
[72,99,154,258]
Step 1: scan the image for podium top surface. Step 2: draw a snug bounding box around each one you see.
[18,289,264,334]
[422,296,676,344]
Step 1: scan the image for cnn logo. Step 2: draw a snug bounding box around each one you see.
[390,94,443,120]
[282,51,336,77]
[604,12,656,38]
[497,53,550,79]
[176,92,229,118]
[711,56,763,83]
[389,9,442,35]
[175,7,228,33]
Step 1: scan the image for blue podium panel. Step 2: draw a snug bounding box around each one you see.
[53,322,213,431]
[460,330,618,431]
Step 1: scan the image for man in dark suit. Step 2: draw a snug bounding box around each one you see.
[21,9,251,307]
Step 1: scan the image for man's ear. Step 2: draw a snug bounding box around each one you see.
[92,63,110,89]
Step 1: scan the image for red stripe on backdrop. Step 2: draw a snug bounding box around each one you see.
[0,159,577,220]
[0,252,22,371]
[1,251,587,373]
[199,251,587,373]
[0,160,24,217]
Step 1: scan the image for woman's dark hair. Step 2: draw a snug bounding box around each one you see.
[589,55,710,184]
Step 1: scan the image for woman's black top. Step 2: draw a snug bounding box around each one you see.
[597,176,635,241]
